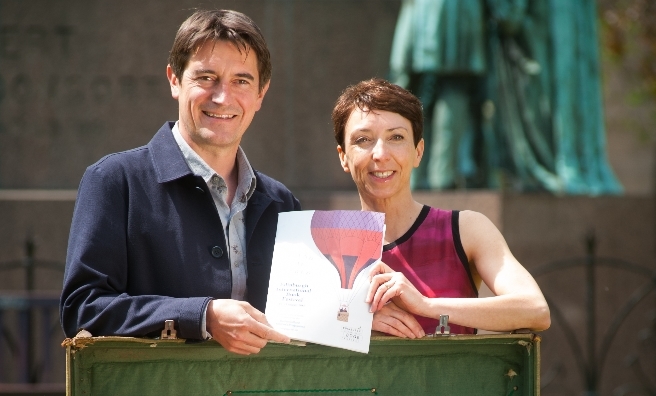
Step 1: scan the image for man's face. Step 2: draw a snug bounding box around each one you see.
[167,40,269,152]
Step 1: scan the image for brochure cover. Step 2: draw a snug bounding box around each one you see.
[265,210,385,353]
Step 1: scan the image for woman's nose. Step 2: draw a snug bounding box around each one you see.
[372,139,389,160]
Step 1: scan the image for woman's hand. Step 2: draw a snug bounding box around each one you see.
[366,261,428,317]
[372,300,425,338]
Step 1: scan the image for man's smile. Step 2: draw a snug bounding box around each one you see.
[203,111,237,119]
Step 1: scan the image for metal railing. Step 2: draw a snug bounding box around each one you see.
[532,231,656,396]
[0,236,64,384]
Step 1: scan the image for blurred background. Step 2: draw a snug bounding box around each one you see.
[0,0,654,395]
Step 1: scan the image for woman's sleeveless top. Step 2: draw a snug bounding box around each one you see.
[382,206,478,334]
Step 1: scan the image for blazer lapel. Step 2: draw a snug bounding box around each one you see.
[245,189,273,246]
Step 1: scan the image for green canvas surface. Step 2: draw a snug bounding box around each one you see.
[65,334,539,396]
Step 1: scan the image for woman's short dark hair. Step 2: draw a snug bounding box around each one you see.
[168,9,271,91]
[332,78,423,148]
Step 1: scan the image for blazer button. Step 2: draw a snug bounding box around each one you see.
[211,246,223,258]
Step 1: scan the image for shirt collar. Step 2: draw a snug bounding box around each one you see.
[171,122,256,202]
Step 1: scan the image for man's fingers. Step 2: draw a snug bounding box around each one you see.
[249,318,290,344]
[214,327,267,355]
[242,304,269,324]
[264,326,290,343]
[222,340,262,356]
[240,304,289,343]
[208,300,290,354]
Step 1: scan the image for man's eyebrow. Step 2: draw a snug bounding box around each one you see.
[191,69,216,75]
[190,70,255,81]
[235,72,255,81]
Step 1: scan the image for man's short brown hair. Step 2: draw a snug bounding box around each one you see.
[168,9,271,91]
[332,78,423,148]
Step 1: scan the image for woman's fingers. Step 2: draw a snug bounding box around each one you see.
[366,272,392,304]
[372,302,425,338]
[386,301,425,338]
[367,261,394,281]
[370,275,401,311]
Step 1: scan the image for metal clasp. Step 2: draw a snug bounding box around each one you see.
[436,314,450,335]
[161,320,177,339]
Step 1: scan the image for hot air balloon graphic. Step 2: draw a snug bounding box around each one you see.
[310,210,385,322]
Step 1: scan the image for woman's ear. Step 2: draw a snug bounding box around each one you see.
[337,145,350,173]
[414,138,425,168]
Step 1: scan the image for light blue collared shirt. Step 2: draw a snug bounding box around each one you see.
[172,122,257,338]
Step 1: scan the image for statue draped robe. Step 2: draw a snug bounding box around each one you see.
[390,0,622,194]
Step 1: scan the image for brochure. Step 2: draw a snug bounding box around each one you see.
[265,210,385,353]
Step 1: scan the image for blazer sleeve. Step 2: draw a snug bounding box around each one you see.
[60,163,211,339]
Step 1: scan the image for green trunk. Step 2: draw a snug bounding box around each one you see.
[65,334,540,395]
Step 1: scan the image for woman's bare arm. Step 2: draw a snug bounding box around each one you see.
[367,211,550,332]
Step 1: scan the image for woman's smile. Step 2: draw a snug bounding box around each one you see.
[338,108,423,203]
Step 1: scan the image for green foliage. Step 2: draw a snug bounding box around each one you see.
[599,0,656,98]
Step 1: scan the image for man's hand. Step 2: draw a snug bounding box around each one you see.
[372,301,425,338]
[206,299,290,355]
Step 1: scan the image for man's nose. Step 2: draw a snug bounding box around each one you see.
[212,83,230,103]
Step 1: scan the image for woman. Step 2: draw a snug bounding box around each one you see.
[332,78,550,338]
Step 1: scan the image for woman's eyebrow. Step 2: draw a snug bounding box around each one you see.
[387,126,409,132]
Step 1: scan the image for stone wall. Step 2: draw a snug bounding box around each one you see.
[0,0,401,191]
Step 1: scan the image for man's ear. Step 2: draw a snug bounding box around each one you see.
[254,80,270,111]
[414,138,425,168]
[337,145,349,173]
[166,65,180,100]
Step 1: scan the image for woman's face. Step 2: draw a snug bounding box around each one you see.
[338,108,424,202]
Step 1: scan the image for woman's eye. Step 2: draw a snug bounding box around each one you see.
[354,136,369,144]
[391,134,404,141]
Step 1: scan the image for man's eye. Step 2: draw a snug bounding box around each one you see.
[196,76,214,82]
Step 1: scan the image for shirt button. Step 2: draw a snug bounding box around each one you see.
[211,246,223,258]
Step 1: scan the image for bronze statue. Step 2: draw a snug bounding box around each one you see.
[390,0,622,194]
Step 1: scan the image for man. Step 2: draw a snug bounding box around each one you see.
[60,9,299,355]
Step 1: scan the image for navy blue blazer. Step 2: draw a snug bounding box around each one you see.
[60,122,301,340]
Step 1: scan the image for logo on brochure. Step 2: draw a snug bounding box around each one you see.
[341,325,362,343]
